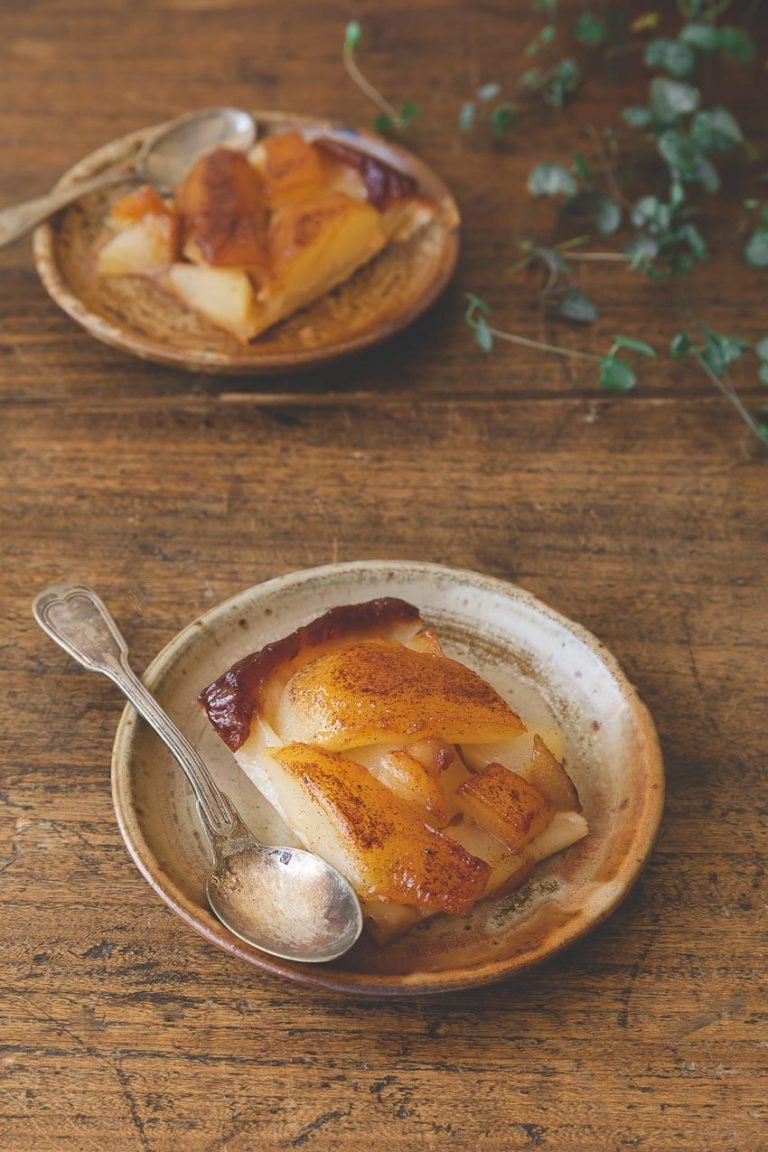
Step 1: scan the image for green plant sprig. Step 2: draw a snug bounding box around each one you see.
[459,0,582,140]
[342,4,767,444]
[519,1,767,442]
[343,21,420,134]
[464,293,655,393]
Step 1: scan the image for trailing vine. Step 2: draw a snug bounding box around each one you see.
[343,4,767,443]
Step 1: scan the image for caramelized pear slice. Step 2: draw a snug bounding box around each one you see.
[164,264,257,342]
[175,147,268,271]
[269,743,490,913]
[110,184,173,226]
[525,735,582,813]
[97,213,178,277]
[353,744,450,827]
[248,131,328,205]
[244,192,386,337]
[458,763,554,851]
[273,638,526,751]
[200,598,423,753]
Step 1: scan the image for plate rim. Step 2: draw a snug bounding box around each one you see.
[111,560,665,996]
[32,110,461,374]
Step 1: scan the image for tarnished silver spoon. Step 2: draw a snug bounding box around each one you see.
[0,106,255,250]
[32,583,363,964]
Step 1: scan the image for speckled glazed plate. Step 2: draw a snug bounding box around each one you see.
[111,561,664,996]
[33,111,460,374]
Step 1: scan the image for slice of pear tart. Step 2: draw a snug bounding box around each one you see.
[199,598,588,944]
[97,132,436,342]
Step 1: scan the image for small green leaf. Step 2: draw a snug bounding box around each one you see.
[475,316,494,352]
[677,223,708,262]
[534,0,558,10]
[545,59,580,107]
[565,190,622,236]
[657,129,702,175]
[519,68,543,91]
[644,38,695,79]
[572,151,592,186]
[701,329,748,375]
[625,233,659,269]
[344,20,362,50]
[680,23,720,54]
[759,362,768,386]
[372,113,395,135]
[477,82,501,103]
[459,101,476,132]
[718,26,755,65]
[755,337,768,361]
[631,196,671,233]
[490,103,516,138]
[745,228,768,268]
[696,155,721,194]
[649,77,700,122]
[612,336,656,357]
[574,12,608,47]
[398,101,421,126]
[670,332,691,357]
[541,24,556,44]
[528,162,577,197]
[464,291,491,317]
[670,179,686,208]
[600,356,636,392]
[558,288,598,324]
[692,107,743,152]
[531,246,567,280]
[623,106,653,127]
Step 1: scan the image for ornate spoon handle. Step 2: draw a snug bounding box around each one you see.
[32,583,238,843]
[0,169,130,249]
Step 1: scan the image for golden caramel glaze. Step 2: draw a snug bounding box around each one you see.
[458,763,554,851]
[199,598,421,751]
[110,185,172,226]
[175,148,269,271]
[272,743,491,914]
[267,193,381,278]
[275,638,526,751]
[257,132,326,202]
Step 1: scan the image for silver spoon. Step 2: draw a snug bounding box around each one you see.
[32,583,363,964]
[0,106,255,250]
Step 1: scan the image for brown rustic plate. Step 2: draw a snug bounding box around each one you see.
[32,111,460,374]
[111,561,664,996]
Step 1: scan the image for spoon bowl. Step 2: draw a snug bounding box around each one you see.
[0,106,255,249]
[209,841,364,963]
[32,583,363,964]
[136,106,255,191]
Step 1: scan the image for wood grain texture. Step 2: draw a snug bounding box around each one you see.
[1,1,766,1149]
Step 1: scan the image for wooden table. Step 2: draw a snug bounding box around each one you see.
[2,3,766,1149]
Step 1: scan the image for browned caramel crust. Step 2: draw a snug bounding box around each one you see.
[199,597,421,751]
[313,138,419,208]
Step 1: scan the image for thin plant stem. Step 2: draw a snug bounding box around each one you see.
[343,42,400,123]
[486,326,602,363]
[562,252,633,263]
[691,351,766,443]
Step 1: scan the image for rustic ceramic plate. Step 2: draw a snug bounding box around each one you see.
[111,561,664,996]
[33,111,460,374]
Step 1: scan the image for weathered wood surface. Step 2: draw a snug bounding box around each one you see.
[1,2,766,1149]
